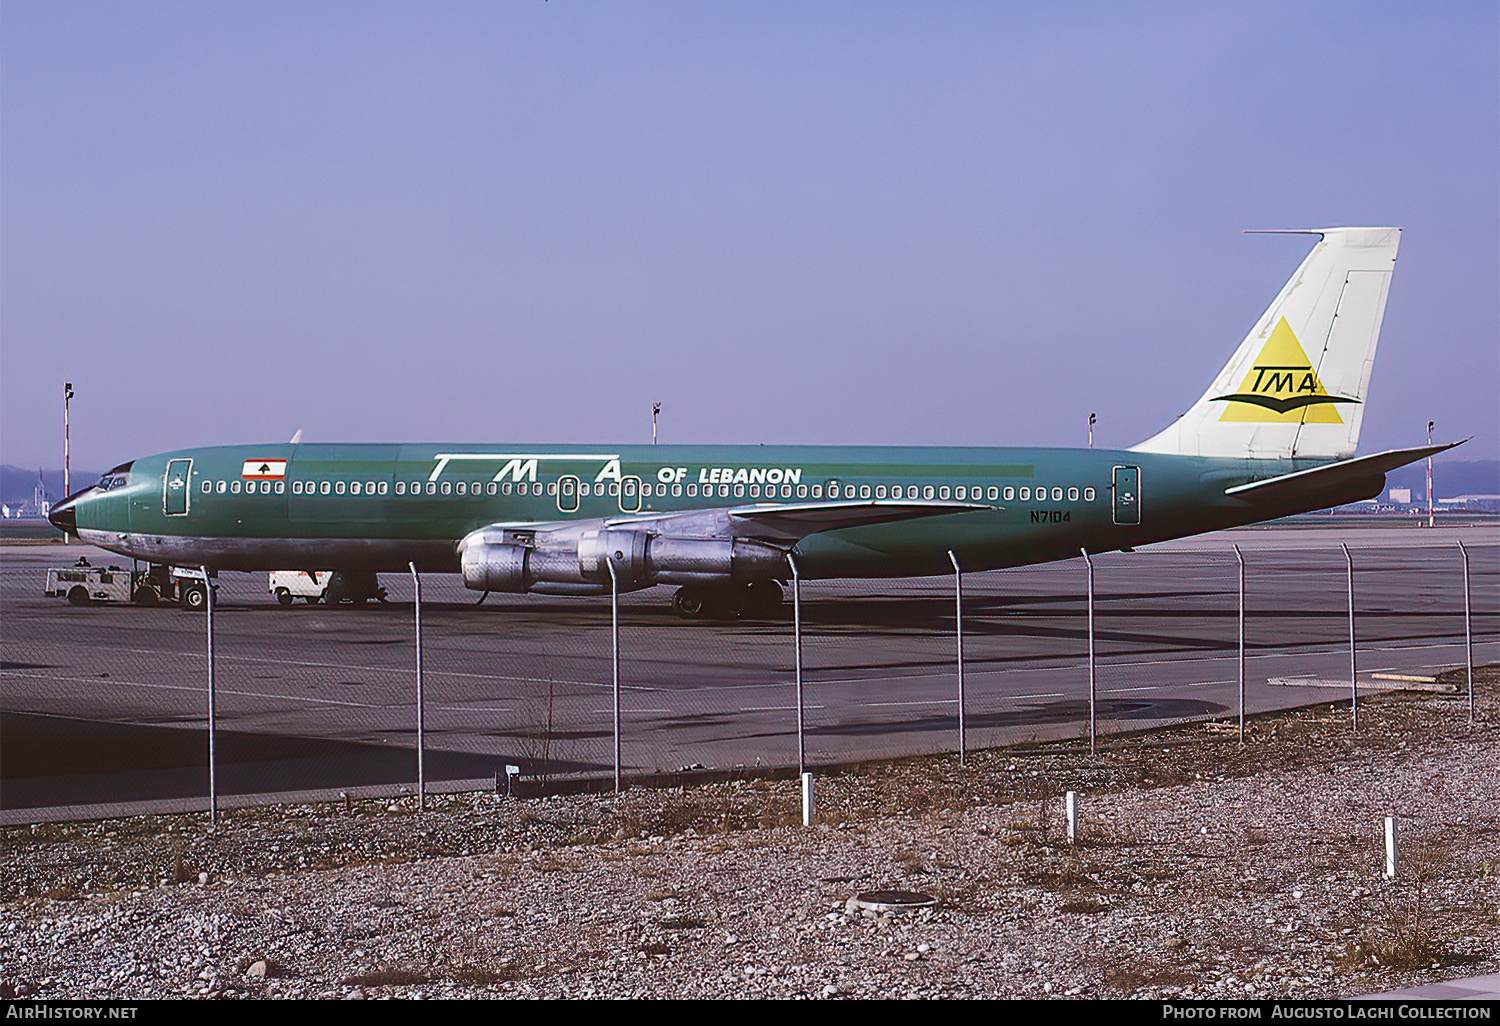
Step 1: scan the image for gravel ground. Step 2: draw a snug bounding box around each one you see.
[4,671,1498,1001]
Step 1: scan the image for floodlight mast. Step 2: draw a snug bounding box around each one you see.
[63,382,74,505]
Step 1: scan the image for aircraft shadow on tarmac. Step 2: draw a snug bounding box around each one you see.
[0,712,601,811]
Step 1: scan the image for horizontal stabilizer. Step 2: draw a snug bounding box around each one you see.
[1224,441,1465,505]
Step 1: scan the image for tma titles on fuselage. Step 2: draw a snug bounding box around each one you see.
[50,227,1460,617]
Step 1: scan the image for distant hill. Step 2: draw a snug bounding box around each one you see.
[0,466,101,511]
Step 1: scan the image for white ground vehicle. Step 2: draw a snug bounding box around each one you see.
[43,561,206,608]
[268,571,386,605]
[45,564,132,606]
[269,570,332,605]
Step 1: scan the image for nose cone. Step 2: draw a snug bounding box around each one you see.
[48,494,80,535]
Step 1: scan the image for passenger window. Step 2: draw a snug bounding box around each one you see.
[1068,487,1079,501]
[218,481,227,494]
[201,481,211,493]
[750,485,760,498]
[1002,486,1014,501]
[231,481,241,494]
[262,481,272,494]
[687,484,698,497]
[548,482,558,496]
[336,481,347,495]
[923,485,935,500]
[376,482,385,495]
[352,481,362,495]
[734,484,745,498]
[439,482,450,495]
[501,482,512,495]
[456,482,466,495]
[987,486,998,501]
[1052,487,1063,502]
[955,486,966,500]
[938,486,950,500]
[322,481,332,495]
[718,485,729,498]
[1019,487,1030,500]
[875,485,887,499]
[292,481,301,495]
[812,485,822,498]
[395,482,405,495]
[797,484,808,498]
[1084,487,1096,501]
[426,482,437,495]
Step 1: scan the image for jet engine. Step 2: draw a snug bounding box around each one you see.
[458,522,786,596]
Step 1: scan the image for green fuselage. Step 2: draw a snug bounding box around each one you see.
[63,442,1378,580]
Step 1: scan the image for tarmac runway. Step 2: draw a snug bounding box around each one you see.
[2,523,1496,820]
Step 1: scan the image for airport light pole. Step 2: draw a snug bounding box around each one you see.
[63,382,74,502]
[1427,421,1435,528]
[1088,412,1096,449]
[652,402,661,446]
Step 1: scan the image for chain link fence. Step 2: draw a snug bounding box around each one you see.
[2,539,1496,817]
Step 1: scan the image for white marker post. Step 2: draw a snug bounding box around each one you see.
[1066,791,1080,845]
[801,772,814,827]
[1384,816,1399,879]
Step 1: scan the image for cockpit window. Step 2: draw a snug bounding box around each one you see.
[96,462,134,492]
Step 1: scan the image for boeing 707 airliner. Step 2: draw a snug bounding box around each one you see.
[49,227,1459,616]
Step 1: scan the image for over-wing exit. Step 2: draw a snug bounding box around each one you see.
[49,228,1460,617]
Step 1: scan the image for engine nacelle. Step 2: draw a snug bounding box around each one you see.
[459,522,786,594]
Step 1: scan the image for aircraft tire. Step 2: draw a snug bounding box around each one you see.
[672,587,707,618]
[736,579,784,620]
[67,586,91,607]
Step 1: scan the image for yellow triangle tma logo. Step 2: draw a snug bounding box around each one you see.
[1213,318,1359,423]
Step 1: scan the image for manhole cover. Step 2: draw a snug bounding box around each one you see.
[850,890,937,913]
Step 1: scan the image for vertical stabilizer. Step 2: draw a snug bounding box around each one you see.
[1133,228,1400,460]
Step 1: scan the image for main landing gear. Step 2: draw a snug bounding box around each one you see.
[672,579,784,620]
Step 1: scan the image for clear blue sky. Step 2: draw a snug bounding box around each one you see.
[3,2,1496,473]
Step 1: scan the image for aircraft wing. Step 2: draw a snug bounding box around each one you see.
[724,499,993,543]
[1223,441,1466,505]
[575,498,994,548]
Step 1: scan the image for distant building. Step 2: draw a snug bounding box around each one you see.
[1388,487,1412,504]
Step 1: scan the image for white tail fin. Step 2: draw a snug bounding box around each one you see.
[1133,227,1400,460]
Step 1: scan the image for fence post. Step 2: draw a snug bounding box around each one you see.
[202,566,217,827]
[607,558,621,793]
[948,550,966,766]
[1080,548,1096,754]
[1233,544,1245,744]
[1459,541,1474,724]
[788,552,804,774]
[410,562,425,811]
[1342,543,1357,730]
